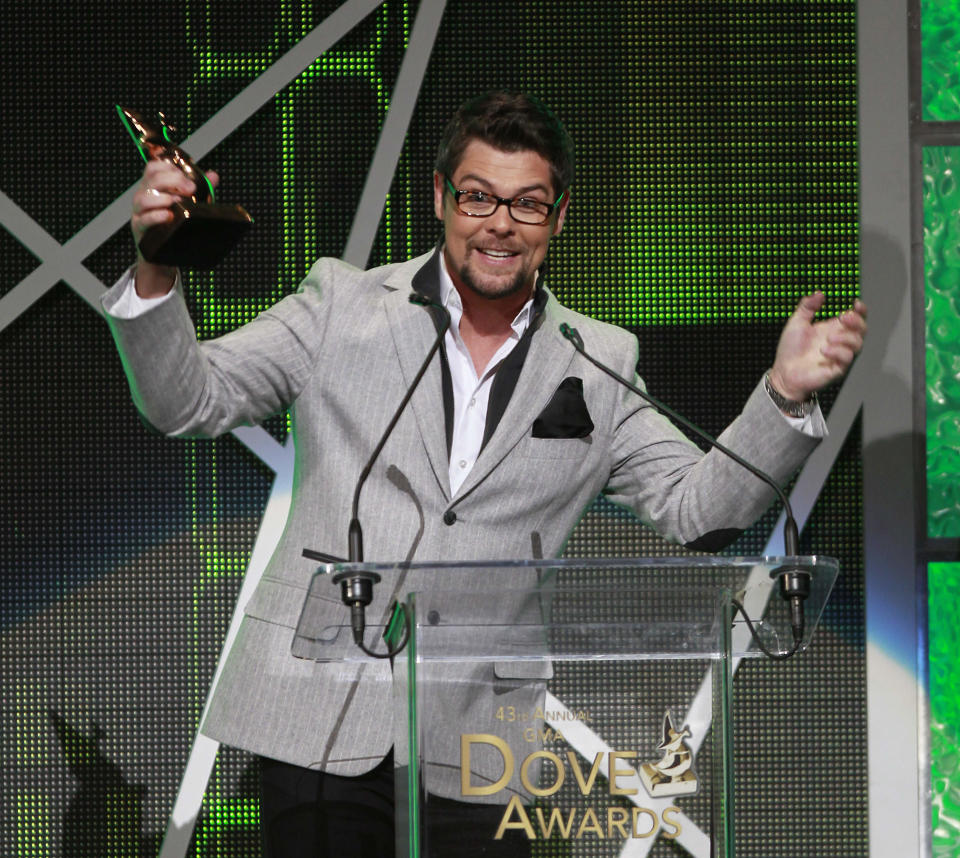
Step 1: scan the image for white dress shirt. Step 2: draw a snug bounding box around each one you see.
[436,256,537,495]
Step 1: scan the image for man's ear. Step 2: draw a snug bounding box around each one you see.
[552,189,571,236]
[433,171,445,221]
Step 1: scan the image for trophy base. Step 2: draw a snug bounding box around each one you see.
[139,201,253,270]
[639,763,698,797]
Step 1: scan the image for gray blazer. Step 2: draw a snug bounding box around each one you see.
[102,250,817,780]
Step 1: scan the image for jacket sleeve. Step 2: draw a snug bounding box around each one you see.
[101,258,340,438]
[600,336,820,550]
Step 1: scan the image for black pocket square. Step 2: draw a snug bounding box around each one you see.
[532,377,594,438]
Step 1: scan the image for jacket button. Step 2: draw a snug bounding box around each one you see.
[443,510,457,525]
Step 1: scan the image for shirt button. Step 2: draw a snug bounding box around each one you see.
[443,510,457,525]
[458,459,467,469]
[469,397,476,407]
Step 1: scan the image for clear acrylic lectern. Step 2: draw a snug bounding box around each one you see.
[293,556,838,858]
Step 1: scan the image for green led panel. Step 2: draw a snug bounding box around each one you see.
[923,147,960,537]
[922,0,960,120]
[930,562,960,857]
[549,1,859,327]
[182,0,407,342]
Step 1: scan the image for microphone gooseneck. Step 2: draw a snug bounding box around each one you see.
[335,293,451,658]
[349,293,451,562]
[559,322,810,658]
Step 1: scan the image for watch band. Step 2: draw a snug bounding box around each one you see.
[764,372,816,418]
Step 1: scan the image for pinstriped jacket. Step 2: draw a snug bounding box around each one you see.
[102,249,818,786]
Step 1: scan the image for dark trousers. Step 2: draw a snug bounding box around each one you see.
[258,753,531,858]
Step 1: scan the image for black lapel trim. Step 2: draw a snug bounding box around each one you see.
[481,285,549,450]
[440,349,454,455]
[409,245,442,304]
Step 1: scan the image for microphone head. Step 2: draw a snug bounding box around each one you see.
[409,291,451,328]
[560,323,584,349]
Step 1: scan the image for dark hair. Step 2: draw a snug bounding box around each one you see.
[435,91,575,198]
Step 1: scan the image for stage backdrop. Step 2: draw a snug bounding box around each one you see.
[0,2,864,856]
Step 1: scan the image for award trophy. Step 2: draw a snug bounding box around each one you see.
[117,106,252,269]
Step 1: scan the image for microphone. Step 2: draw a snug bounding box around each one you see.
[307,292,451,658]
[559,322,811,658]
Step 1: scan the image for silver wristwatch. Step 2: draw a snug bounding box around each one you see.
[764,372,816,418]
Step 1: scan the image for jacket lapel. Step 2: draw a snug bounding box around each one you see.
[382,252,451,500]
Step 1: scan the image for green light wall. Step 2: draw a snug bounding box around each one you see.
[614,3,858,326]
[924,147,960,538]
[923,5,960,851]
[922,0,960,121]
[929,562,960,857]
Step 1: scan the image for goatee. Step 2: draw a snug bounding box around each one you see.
[457,262,529,301]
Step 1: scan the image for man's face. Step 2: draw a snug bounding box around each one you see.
[433,139,568,302]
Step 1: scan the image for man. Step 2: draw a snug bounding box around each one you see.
[103,92,866,856]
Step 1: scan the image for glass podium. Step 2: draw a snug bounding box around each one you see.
[293,556,838,858]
